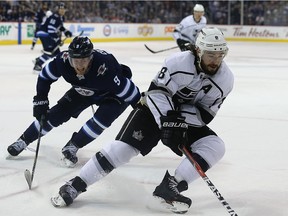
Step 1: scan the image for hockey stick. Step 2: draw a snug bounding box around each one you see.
[24,116,44,190]
[181,145,239,216]
[144,44,179,54]
[42,30,84,56]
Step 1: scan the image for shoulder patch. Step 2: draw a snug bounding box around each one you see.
[61,52,69,62]
[97,63,108,76]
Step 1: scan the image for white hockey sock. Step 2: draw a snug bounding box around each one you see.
[79,140,139,186]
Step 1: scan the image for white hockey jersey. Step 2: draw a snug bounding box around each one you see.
[143,51,234,128]
[173,15,207,44]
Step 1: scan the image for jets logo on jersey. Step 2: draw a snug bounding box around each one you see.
[74,87,94,96]
[97,63,107,76]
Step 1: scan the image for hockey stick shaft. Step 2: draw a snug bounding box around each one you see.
[144,44,178,54]
[24,116,44,189]
[181,145,238,216]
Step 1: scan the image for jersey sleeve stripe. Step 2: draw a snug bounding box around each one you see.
[82,124,99,139]
[92,116,107,130]
[124,87,139,102]
[42,63,59,80]
[116,78,130,97]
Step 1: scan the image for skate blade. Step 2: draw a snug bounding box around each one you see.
[51,194,67,207]
[5,154,17,160]
[152,195,189,214]
[6,147,35,160]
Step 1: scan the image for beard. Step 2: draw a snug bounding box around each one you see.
[201,62,220,76]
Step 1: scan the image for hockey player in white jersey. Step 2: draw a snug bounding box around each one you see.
[173,4,207,51]
[51,27,234,214]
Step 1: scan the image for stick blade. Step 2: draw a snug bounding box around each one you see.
[24,169,32,190]
[144,44,157,54]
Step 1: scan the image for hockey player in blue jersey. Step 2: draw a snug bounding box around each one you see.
[33,2,72,73]
[7,36,141,167]
[31,2,49,50]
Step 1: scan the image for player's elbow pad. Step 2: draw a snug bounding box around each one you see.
[197,106,214,124]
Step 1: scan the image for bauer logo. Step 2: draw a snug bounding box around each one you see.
[103,25,112,37]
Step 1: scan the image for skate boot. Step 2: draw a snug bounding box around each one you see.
[7,136,28,157]
[51,176,87,207]
[153,170,192,214]
[61,140,79,167]
[33,57,42,73]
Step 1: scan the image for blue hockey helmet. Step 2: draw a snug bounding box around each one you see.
[68,36,94,58]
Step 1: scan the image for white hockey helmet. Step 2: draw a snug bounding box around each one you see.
[194,4,204,12]
[195,27,228,58]
[46,10,52,18]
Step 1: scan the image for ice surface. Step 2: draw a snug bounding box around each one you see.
[0,40,287,216]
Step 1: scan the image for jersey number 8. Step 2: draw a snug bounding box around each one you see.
[158,67,168,79]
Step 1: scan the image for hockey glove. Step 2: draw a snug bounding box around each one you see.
[160,110,188,156]
[33,95,49,122]
[64,30,72,38]
[176,39,191,51]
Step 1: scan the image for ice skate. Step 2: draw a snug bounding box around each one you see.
[7,137,28,158]
[61,140,79,167]
[51,176,87,207]
[153,170,192,214]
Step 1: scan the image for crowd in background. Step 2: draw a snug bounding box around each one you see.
[0,0,287,26]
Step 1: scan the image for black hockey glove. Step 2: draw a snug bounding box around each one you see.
[64,30,72,38]
[33,95,49,122]
[160,110,188,156]
[176,39,191,51]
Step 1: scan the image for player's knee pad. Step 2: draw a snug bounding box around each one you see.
[101,140,140,168]
[191,135,225,168]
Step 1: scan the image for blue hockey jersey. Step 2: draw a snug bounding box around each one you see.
[36,49,140,107]
[37,13,65,40]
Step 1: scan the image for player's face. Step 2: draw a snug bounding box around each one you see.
[201,51,225,75]
[58,8,66,16]
[42,3,48,10]
[70,56,92,75]
[193,11,204,22]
